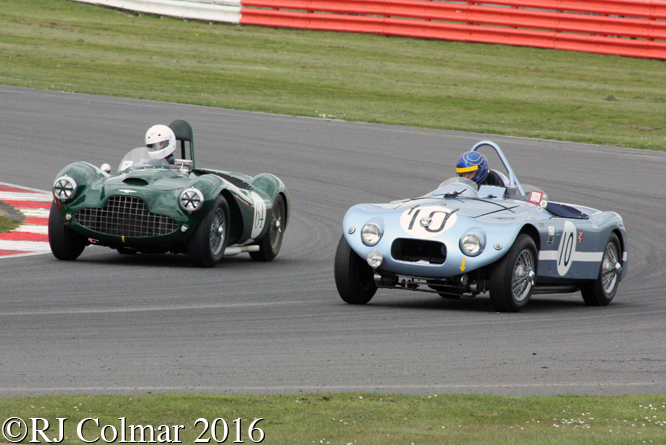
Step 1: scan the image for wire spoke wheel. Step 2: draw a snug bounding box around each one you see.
[512,250,535,302]
[490,234,537,312]
[209,207,226,257]
[600,242,619,294]
[581,232,622,306]
[269,200,282,250]
[250,194,286,262]
[188,195,229,267]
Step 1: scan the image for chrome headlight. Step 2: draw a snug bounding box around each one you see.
[460,229,486,257]
[361,222,383,246]
[53,176,77,203]
[180,188,204,212]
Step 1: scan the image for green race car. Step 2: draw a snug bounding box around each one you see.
[48,120,290,267]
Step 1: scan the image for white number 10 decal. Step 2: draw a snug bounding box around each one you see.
[399,205,458,239]
[556,221,577,276]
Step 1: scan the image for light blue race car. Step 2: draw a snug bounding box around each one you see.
[334,141,628,312]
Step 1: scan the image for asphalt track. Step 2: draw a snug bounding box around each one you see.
[1,85,665,397]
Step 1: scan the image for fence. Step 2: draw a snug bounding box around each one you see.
[73,0,666,60]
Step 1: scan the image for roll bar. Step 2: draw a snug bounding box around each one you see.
[471,140,525,196]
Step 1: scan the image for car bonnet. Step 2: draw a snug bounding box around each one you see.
[104,169,191,191]
[390,196,521,219]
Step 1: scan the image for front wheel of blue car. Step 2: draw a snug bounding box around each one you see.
[187,195,229,268]
[489,234,537,313]
[580,233,621,307]
[334,235,377,305]
[48,201,88,261]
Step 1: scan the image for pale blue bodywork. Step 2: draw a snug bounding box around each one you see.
[342,141,627,293]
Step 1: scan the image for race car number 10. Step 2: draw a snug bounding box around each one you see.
[556,221,577,276]
[194,418,264,443]
[400,206,458,238]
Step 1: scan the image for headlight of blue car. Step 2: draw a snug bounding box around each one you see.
[180,188,204,213]
[460,228,486,256]
[53,176,77,203]
[361,222,383,246]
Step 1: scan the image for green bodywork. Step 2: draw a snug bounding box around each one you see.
[52,160,289,254]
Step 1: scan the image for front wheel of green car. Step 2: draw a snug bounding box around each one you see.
[187,195,229,268]
[48,201,87,261]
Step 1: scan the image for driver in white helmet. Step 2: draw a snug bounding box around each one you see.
[145,124,177,165]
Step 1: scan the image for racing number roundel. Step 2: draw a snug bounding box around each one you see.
[250,192,267,239]
[556,221,577,276]
[399,206,457,238]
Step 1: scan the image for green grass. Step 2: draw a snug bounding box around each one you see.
[0,216,21,233]
[1,393,665,444]
[1,0,666,150]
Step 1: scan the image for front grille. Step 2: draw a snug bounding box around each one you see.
[75,195,179,237]
[391,238,447,265]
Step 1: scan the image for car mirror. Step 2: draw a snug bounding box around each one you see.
[174,159,192,173]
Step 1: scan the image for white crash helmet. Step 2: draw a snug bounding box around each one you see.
[145,125,176,159]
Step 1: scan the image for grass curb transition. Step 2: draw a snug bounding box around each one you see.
[0,216,21,233]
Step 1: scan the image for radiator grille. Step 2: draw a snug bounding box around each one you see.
[75,195,179,237]
[391,238,447,265]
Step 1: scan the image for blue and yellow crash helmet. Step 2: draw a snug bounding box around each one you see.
[456,151,489,184]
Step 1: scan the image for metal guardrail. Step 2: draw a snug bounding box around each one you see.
[73,0,666,60]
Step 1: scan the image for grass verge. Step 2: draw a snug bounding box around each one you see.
[1,393,665,444]
[0,216,21,233]
[1,0,665,150]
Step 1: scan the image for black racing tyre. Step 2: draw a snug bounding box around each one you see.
[489,234,537,313]
[334,235,377,305]
[187,195,229,268]
[250,194,285,262]
[580,233,622,307]
[48,201,87,261]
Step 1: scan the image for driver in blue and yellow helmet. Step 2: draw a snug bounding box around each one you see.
[456,151,505,186]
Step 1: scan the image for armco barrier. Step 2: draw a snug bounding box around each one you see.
[73,0,666,60]
[239,0,666,60]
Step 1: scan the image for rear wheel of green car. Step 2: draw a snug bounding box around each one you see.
[250,194,285,262]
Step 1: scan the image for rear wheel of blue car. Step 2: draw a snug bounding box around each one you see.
[250,194,285,262]
[187,195,229,268]
[580,233,621,306]
[334,235,377,304]
[489,234,537,313]
[48,201,88,261]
